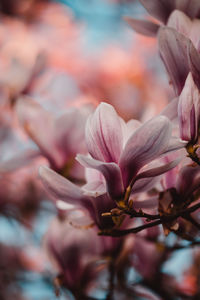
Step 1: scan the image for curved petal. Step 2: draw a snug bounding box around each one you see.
[124,17,159,37]
[39,166,83,205]
[163,137,187,154]
[139,0,173,23]
[85,102,123,163]
[131,177,161,194]
[179,0,200,19]
[178,73,200,142]
[167,10,191,37]
[82,181,106,197]
[188,40,200,91]
[119,116,172,188]
[158,27,191,95]
[76,154,124,200]
[135,158,181,181]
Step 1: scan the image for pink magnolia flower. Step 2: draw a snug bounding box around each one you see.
[127,7,200,97]
[158,10,200,96]
[39,103,183,228]
[76,102,182,202]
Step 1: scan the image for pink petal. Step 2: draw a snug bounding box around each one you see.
[119,116,172,187]
[163,137,187,153]
[167,10,191,37]
[188,40,200,91]
[85,102,123,163]
[139,0,173,23]
[76,154,124,200]
[179,0,200,19]
[178,73,200,142]
[39,166,83,205]
[158,27,191,95]
[124,17,159,37]
[135,158,181,181]
[82,181,106,197]
[131,177,161,194]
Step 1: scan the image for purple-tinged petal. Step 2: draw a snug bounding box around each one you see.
[163,137,187,153]
[139,0,173,23]
[122,119,141,147]
[119,116,172,188]
[135,158,181,181]
[82,181,106,197]
[190,19,200,49]
[140,0,200,23]
[158,27,191,95]
[178,73,200,142]
[131,177,161,194]
[76,154,124,200]
[167,10,191,37]
[85,102,123,163]
[124,17,159,37]
[188,40,200,91]
[131,159,181,194]
[39,166,83,205]
[179,0,200,19]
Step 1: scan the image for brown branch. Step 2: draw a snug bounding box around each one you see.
[99,220,162,237]
[100,201,200,237]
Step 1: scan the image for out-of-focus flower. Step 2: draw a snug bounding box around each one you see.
[158,26,200,96]
[17,96,88,180]
[43,217,116,297]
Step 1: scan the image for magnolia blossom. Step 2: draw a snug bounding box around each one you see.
[39,102,184,233]
[76,102,183,202]
[157,9,200,96]
[126,4,200,97]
